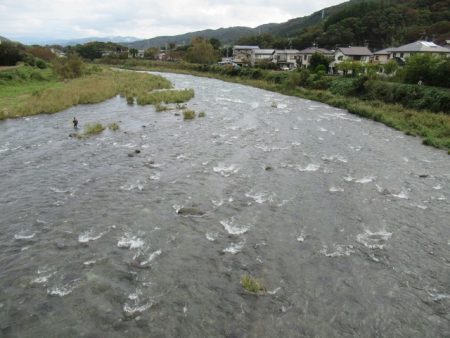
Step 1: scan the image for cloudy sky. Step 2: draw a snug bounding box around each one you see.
[1,0,345,43]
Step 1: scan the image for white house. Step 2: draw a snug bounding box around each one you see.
[330,46,373,74]
[387,41,450,61]
[373,48,393,64]
[298,47,333,68]
[274,49,300,69]
[232,45,259,65]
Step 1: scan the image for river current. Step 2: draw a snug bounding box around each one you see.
[0,72,449,337]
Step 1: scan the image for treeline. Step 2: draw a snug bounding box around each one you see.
[236,0,450,50]
[0,41,53,68]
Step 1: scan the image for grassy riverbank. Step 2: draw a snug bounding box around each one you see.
[0,65,192,120]
[104,60,450,152]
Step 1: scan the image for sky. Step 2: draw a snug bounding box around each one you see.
[0,0,346,44]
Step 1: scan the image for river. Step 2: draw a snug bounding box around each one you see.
[0,72,449,337]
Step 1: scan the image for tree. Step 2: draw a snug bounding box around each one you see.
[209,38,221,50]
[186,37,219,64]
[28,46,56,62]
[144,47,160,59]
[309,52,331,72]
[129,48,138,58]
[0,41,24,66]
[52,54,85,79]
[383,60,398,76]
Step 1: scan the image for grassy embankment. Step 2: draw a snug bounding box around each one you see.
[0,65,194,121]
[104,59,450,152]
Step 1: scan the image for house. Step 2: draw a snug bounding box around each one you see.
[330,46,373,74]
[251,49,275,66]
[387,41,450,61]
[232,45,259,65]
[298,47,333,68]
[274,49,301,69]
[444,40,450,49]
[373,48,393,64]
[137,49,145,58]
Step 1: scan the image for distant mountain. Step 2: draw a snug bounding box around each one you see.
[0,36,11,42]
[125,2,346,49]
[125,0,450,51]
[54,36,140,46]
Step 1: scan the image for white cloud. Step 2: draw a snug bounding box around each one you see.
[0,0,345,42]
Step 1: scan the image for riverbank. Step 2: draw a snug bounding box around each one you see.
[103,60,450,153]
[0,66,175,120]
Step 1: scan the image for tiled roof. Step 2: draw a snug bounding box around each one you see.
[298,47,333,54]
[233,45,260,50]
[389,41,450,53]
[338,47,373,56]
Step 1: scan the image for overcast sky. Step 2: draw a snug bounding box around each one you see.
[1,0,345,43]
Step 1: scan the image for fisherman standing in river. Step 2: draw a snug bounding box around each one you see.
[73,117,78,128]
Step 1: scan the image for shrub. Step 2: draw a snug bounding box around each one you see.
[198,111,206,117]
[126,96,134,105]
[155,103,169,111]
[240,275,266,294]
[52,54,85,79]
[183,109,196,119]
[83,123,105,136]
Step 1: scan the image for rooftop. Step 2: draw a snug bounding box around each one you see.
[233,45,260,50]
[338,46,373,56]
[390,41,450,53]
[298,47,333,54]
[254,49,275,55]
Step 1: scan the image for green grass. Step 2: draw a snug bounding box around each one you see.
[240,275,266,294]
[183,109,196,120]
[0,66,176,120]
[76,123,106,138]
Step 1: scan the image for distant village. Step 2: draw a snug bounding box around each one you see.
[227,40,450,73]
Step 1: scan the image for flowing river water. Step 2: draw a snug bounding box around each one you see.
[0,72,449,337]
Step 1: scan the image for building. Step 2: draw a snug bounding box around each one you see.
[373,48,393,64]
[330,46,373,74]
[387,41,450,61]
[251,49,275,66]
[232,45,259,65]
[274,49,301,69]
[298,47,333,68]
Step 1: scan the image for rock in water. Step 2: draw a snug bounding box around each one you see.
[177,207,205,216]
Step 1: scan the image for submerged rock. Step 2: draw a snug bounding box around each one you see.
[134,149,141,154]
[127,153,135,157]
[265,166,273,171]
[177,207,205,216]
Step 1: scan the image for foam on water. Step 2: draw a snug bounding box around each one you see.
[245,191,273,204]
[355,176,375,184]
[139,249,162,266]
[117,234,145,249]
[213,163,239,177]
[123,289,154,315]
[329,186,345,193]
[392,189,409,199]
[320,244,355,257]
[356,229,393,249]
[14,232,36,240]
[78,230,105,243]
[433,185,442,190]
[297,164,320,172]
[322,155,348,163]
[220,218,250,235]
[206,232,217,241]
[223,241,245,254]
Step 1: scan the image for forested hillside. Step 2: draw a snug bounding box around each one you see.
[237,0,450,50]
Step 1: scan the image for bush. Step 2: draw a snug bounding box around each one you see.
[52,54,85,79]
[240,275,266,294]
[198,111,206,117]
[83,123,105,136]
[403,54,450,88]
[364,80,450,113]
[183,109,196,119]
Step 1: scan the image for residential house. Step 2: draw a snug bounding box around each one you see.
[232,45,259,65]
[330,46,373,74]
[373,48,393,64]
[298,47,333,68]
[274,49,301,69]
[251,49,275,66]
[387,40,450,61]
[137,49,145,58]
